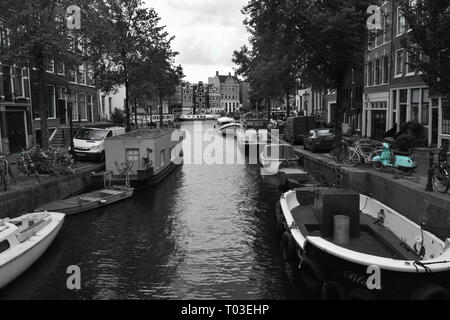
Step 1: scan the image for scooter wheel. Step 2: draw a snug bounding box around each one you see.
[372,161,383,171]
[402,167,415,176]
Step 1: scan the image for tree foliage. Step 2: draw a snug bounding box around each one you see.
[400,0,450,97]
[81,0,180,131]
[0,0,80,149]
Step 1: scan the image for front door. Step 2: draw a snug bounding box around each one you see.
[58,99,66,125]
[371,110,387,141]
[432,108,439,146]
[6,111,26,153]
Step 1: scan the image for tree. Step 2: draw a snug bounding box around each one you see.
[82,0,174,132]
[111,107,126,126]
[0,0,78,149]
[400,0,450,97]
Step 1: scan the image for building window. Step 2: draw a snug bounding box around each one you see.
[368,61,374,86]
[47,59,55,73]
[442,99,450,135]
[13,67,23,97]
[397,6,406,35]
[399,89,408,127]
[406,52,415,75]
[57,87,66,100]
[79,93,87,120]
[422,88,429,125]
[87,94,93,121]
[48,85,56,119]
[411,89,420,122]
[384,12,391,43]
[382,56,389,84]
[101,95,106,115]
[78,64,86,84]
[56,61,65,75]
[22,68,30,98]
[68,66,76,83]
[0,20,10,47]
[395,49,404,76]
[375,58,381,85]
[69,92,78,120]
[87,65,94,86]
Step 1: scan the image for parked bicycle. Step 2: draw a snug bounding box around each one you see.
[0,154,15,191]
[341,139,383,167]
[432,146,450,193]
[332,139,354,163]
[17,149,40,183]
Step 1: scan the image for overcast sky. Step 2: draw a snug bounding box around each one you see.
[144,0,250,83]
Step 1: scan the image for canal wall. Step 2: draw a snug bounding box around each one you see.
[0,164,104,218]
[295,148,450,239]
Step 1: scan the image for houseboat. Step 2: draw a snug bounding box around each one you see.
[277,187,450,300]
[104,128,184,190]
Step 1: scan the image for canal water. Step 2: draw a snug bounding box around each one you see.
[0,121,314,300]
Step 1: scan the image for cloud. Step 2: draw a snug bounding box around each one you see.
[144,0,249,82]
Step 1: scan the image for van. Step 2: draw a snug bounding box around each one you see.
[284,116,318,145]
[72,126,126,162]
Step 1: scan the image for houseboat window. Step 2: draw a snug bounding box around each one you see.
[126,149,140,162]
[160,149,165,166]
[0,240,10,254]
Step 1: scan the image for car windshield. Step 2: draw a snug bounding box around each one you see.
[75,128,106,141]
[316,130,334,137]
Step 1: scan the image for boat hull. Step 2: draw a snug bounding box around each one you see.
[0,213,64,289]
[37,188,134,215]
[302,240,450,299]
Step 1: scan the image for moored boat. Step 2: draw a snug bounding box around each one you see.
[277,186,450,300]
[219,122,241,137]
[0,211,65,289]
[37,172,134,215]
[259,144,303,176]
[178,114,219,121]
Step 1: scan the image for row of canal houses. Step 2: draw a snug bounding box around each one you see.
[294,0,449,148]
[0,4,111,155]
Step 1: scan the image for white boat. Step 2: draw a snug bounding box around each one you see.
[277,187,450,300]
[178,114,219,121]
[259,144,301,175]
[219,123,241,137]
[0,211,65,289]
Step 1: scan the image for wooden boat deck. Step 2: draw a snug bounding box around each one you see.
[291,206,420,260]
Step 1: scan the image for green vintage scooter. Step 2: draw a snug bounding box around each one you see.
[372,143,417,176]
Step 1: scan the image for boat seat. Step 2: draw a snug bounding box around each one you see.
[360,214,419,261]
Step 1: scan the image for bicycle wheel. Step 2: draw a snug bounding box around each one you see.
[433,167,449,193]
[342,149,360,167]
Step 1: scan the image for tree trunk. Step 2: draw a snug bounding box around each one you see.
[159,94,163,128]
[134,98,138,129]
[335,77,344,145]
[286,92,290,118]
[36,60,48,149]
[267,98,271,122]
[125,82,131,132]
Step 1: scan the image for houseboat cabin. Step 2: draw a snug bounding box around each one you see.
[104,128,184,189]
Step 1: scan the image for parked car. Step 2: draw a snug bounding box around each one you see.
[303,128,335,153]
[72,126,126,162]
